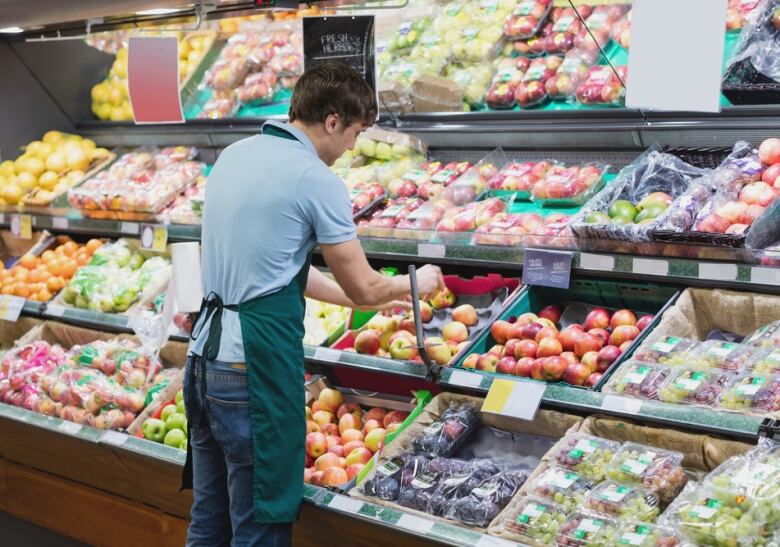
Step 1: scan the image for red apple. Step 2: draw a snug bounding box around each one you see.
[581,351,599,373]
[535,318,558,331]
[609,325,640,347]
[320,423,338,436]
[338,413,361,435]
[515,339,539,359]
[522,322,545,341]
[610,309,637,330]
[425,337,452,365]
[542,356,568,381]
[562,363,591,386]
[442,321,469,343]
[341,429,364,444]
[516,312,539,326]
[588,328,610,345]
[310,470,325,486]
[636,315,653,331]
[346,463,365,481]
[619,341,633,353]
[452,304,478,327]
[488,344,506,357]
[535,327,560,343]
[585,372,603,388]
[504,339,522,359]
[362,419,381,436]
[584,308,611,330]
[477,353,499,372]
[345,447,372,466]
[596,345,622,373]
[763,163,780,186]
[383,410,408,428]
[516,357,535,377]
[759,138,780,166]
[559,325,585,352]
[336,402,361,419]
[304,467,316,483]
[318,388,345,414]
[312,410,335,428]
[560,351,579,365]
[508,323,527,340]
[364,407,386,424]
[418,301,433,323]
[328,444,345,457]
[462,353,480,369]
[538,305,562,325]
[530,358,545,380]
[306,432,328,458]
[537,337,563,357]
[574,333,604,357]
[354,330,382,355]
[496,356,518,375]
[490,320,513,344]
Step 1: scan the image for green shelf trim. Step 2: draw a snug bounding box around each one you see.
[303,345,429,379]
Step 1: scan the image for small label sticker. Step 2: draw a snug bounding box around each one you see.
[517,503,546,524]
[599,483,632,502]
[121,222,140,234]
[624,366,652,385]
[45,304,66,317]
[449,369,484,388]
[52,217,69,230]
[57,421,82,435]
[398,514,434,534]
[651,336,680,353]
[579,253,615,272]
[418,243,446,258]
[736,377,767,396]
[0,295,26,322]
[377,457,403,477]
[410,470,439,489]
[619,525,652,545]
[621,459,650,477]
[549,470,578,489]
[313,347,341,362]
[102,430,129,446]
[140,224,168,252]
[601,395,642,414]
[328,494,363,513]
[10,214,32,239]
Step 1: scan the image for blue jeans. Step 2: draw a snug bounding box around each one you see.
[184,356,292,547]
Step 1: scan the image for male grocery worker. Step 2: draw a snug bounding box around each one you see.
[183,61,444,546]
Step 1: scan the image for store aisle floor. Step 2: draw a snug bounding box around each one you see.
[0,512,89,547]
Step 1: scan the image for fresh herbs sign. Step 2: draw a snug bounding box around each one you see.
[303,16,376,91]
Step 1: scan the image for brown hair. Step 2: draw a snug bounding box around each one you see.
[288,61,377,127]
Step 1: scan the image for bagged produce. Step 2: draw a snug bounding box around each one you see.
[499,495,568,546]
[446,465,528,527]
[503,0,553,41]
[515,55,562,107]
[606,442,687,503]
[575,65,628,106]
[410,402,481,457]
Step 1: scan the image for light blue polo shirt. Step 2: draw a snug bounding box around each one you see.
[189,120,356,362]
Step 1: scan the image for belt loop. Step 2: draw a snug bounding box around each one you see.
[198,357,208,427]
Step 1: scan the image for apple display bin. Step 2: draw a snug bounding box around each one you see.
[450,278,680,391]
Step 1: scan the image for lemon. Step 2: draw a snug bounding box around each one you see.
[42,130,64,144]
[45,151,67,173]
[3,183,24,203]
[0,160,15,178]
[38,171,59,191]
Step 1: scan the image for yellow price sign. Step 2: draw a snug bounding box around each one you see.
[11,214,32,239]
[0,295,25,322]
[481,378,545,421]
[141,224,168,252]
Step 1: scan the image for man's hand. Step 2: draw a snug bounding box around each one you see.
[415,264,445,300]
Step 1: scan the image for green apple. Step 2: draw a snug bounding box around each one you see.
[611,215,635,225]
[585,211,611,224]
[608,199,637,220]
[375,142,393,161]
[160,403,177,422]
[142,418,167,443]
[176,399,186,414]
[164,428,186,448]
[359,138,377,158]
[636,191,672,211]
[175,389,183,405]
[635,203,667,222]
[165,412,187,433]
[179,437,188,450]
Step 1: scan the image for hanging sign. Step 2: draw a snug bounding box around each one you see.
[303,16,376,92]
[127,37,184,124]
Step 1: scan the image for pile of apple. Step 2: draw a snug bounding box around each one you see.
[485,57,531,109]
[141,389,188,450]
[349,287,477,367]
[350,182,384,215]
[461,305,653,387]
[575,65,628,106]
[504,0,553,41]
[304,387,409,487]
[585,192,673,226]
[694,138,780,235]
[610,10,631,49]
[530,164,605,201]
[473,212,572,247]
[515,56,563,108]
[387,161,473,201]
[545,53,590,100]
[436,198,507,233]
[303,298,351,346]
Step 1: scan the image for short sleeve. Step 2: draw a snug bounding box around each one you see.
[298,166,357,245]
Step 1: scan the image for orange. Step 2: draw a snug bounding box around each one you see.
[28,268,47,284]
[46,259,62,276]
[14,284,30,298]
[13,268,29,282]
[86,239,103,254]
[55,246,66,257]
[1,284,14,295]
[41,250,56,262]
[19,254,38,270]
[36,289,52,302]
[61,259,78,279]
[31,282,45,294]
[61,241,79,257]
[76,253,91,267]
[46,276,65,292]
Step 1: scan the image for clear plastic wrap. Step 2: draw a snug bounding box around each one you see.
[746,348,780,374]
[388,17,433,52]
[545,51,591,100]
[683,340,758,373]
[744,320,780,348]
[410,402,481,458]
[658,368,735,407]
[719,372,780,412]
[571,149,712,243]
[531,163,608,207]
[583,481,662,522]
[503,0,553,41]
[575,65,628,106]
[397,455,450,512]
[602,361,672,400]
[205,58,250,91]
[552,433,620,481]
[473,212,573,247]
[196,92,240,120]
[611,10,632,50]
[725,0,780,83]
[436,198,507,233]
[633,336,701,365]
[489,161,541,195]
[515,55,563,107]
[236,69,278,105]
[555,511,620,546]
[361,452,424,502]
[614,522,687,547]
[526,465,596,512]
[446,64,494,109]
[501,495,568,545]
[607,442,687,503]
[440,149,505,206]
[425,458,481,516]
[446,467,529,527]
[268,45,302,78]
[574,5,630,54]
[0,341,68,411]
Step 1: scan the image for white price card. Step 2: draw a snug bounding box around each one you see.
[417,243,445,258]
[476,535,516,547]
[0,295,26,322]
[45,304,66,317]
[140,224,168,252]
[632,258,669,276]
[313,347,342,362]
[121,222,140,235]
[626,0,727,113]
[10,214,32,239]
[328,494,363,513]
[52,217,69,230]
[752,267,780,285]
[57,421,82,435]
[449,369,484,388]
[699,263,738,281]
[482,378,545,421]
[102,430,129,446]
[601,395,643,414]
[398,514,434,535]
[579,253,615,272]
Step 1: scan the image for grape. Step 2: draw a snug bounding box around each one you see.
[555,512,620,546]
[502,496,567,544]
[685,340,757,373]
[554,433,620,481]
[743,320,780,349]
[634,336,699,365]
[527,465,595,512]
[705,455,780,527]
[605,361,671,400]
[607,443,687,503]
[745,349,780,376]
[583,481,661,522]
[720,374,780,413]
[614,522,685,547]
[658,368,734,407]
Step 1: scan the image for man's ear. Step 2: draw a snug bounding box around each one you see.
[324,113,340,135]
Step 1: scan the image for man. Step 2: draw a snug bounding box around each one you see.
[183,61,444,546]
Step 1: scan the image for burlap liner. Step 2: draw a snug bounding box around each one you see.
[0,316,42,348]
[350,392,583,533]
[488,414,753,544]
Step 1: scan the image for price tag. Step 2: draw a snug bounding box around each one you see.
[140,224,168,252]
[579,253,615,272]
[121,222,140,235]
[601,394,643,414]
[482,378,545,421]
[476,535,516,547]
[0,295,26,322]
[328,494,363,513]
[313,347,342,362]
[10,214,32,239]
[448,369,484,388]
[523,249,573,289]
[0,213,5,225]
[52,217,69,230]
[751,266,780,285]
[632,258,669,276]
[398,514,434,535]
[57,421,82,435]
[102,430,129,446]
[417,243,446,258]
[699,263,738,281]
[45,304,66,317]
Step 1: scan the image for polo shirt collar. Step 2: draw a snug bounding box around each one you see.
[261,120,318,157]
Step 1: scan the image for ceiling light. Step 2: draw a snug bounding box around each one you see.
[135,8,185,16]
[0,26,24,33]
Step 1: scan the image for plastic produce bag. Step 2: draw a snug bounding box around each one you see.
[397,455,441,511]
[611,10,632,49]
[575,65,628,106]
[447,467,528,527]
[236,69,278,105]
[503,0,553,41]
[205,58,250,91]
[197,92,240,120]
[515,55,562,107]
[388,17,433,52]
[436,198,507,233]
[544,6,589,55]
[426,458,478,516]
[726,0,780,83]
[545,51,591,99]
[446,65,493,109]
[745,320,780,348]
[530,163,608,207]
[603,361,673,400]
[361,452,425,501]
[473,212,573,248]
[410,402,481,457]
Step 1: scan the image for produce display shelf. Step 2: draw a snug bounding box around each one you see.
[438,367,764,441]
[304,345,429,380]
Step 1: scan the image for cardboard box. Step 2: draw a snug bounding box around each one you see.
[411,75,463,112]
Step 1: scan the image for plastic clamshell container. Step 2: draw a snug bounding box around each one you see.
[583,481,661,522]
[527,465,596,512]
[705,454,780,506]
[684,340,758,373]
[554,511,620,546]
[633,336,700,365]
[745,348,780,375]
[606,442,687,503]
[552,433,620,481]
[658,367,735,407]
[531,166,608,208]
[603,361,672,400]
[719,373,780,413]
[502,495,568,545]
[614,522,687,547]
[743,320,780,349]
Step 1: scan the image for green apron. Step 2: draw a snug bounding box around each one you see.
[182,124,312,524]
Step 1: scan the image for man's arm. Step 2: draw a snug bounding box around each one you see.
[320,240,443,308]
[305,267,410,311]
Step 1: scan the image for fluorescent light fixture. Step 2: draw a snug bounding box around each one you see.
[135,8,185,16]
[0,26,24,33]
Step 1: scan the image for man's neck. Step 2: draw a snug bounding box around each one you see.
[290,120,326,162]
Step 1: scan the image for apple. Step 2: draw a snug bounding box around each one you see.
[310,470,325,486]
[341,428,364,444]
[490,320,513,344]
[313,410,335,428]
[574,333,604,357]
[763,163,780,186]
[142,418,167,443]
[516,312,539,326]
[739,181,776,207]
[343,440,365,456]
[521,322,545,341]
[696,213,731,233]
[322,467,349,486]
[610,309,637,329]
[362,419,381,436]
[364,407,386,424]
[535,327,560,343]
[560,325,584,351]
[424,337,452,365]
[430,287,456,309]
[560,351,579,365]
[326,436,342,450]
[346,463,365,481]
[620,341,633,353]
[530,358,545,380]
[535,318,558,330]
[516,357,534,378]
[383,410,408,428]
[315,452,342,472]
[584,308,611,330]
[364,428,387,453]
[345,447,372,466]
[597,345,622,373]
[759,138,780,165]
[306,420,320,434]
[418,301,433,323]
[636,315,654,331]
[588,328,610,345]
[398,318,416,335]
[321,423,338,436]
[515,339,538,359]
[496,356,518,375]
[304,467,316,484]
[462,353,479,369]
[306,432,328,458]
[504,339,522,359]
[609,325,640,347]
[585,372,603,388]
[562,363,590,386]
[488,344,506,357]
[538,305,562,324]
[542,356,567,381]
[336,402,361,419]
[354,330,382,355]
[318,388,344,414]
[160,403,177,422]
[537,337,563,357]
[338,413,361,435]
[328,444,345,458]
[477,353,499,372]
[452,304,478,326]
[165,412,187,433]
[389,336,418,360]
[442,321,469,343]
